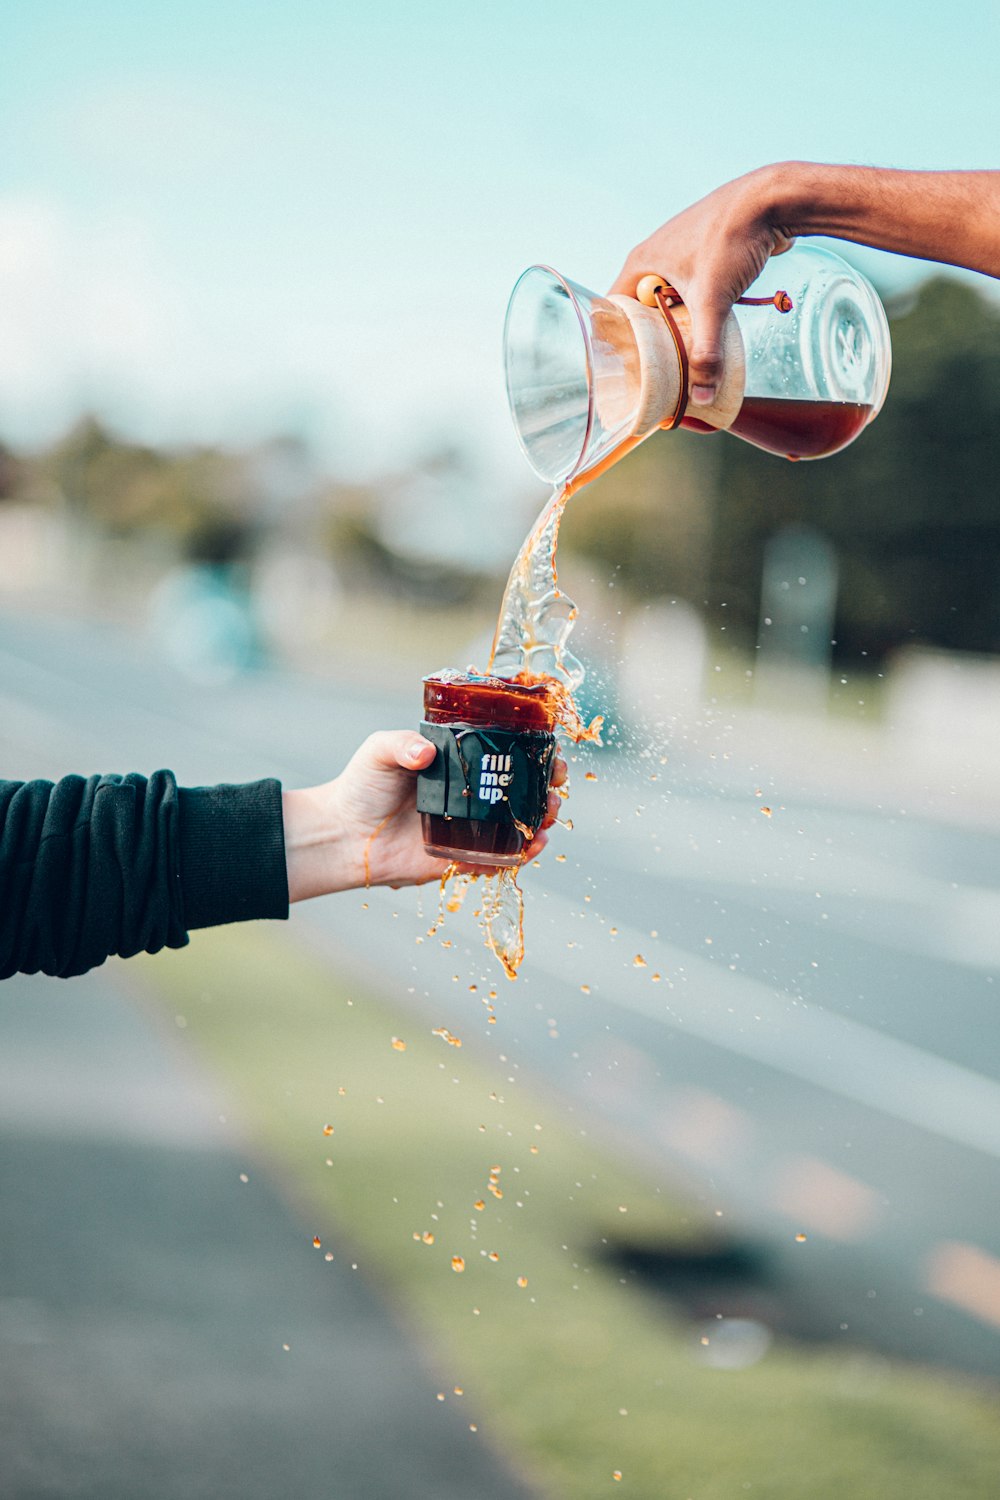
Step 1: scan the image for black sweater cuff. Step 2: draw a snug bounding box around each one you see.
[178,779,289,932]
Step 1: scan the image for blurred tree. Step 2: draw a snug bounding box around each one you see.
[560,426,717,605]
[0,442,23,501]
[322,467,498,606]
[39,416,254,553]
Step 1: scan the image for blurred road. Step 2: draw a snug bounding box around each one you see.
[2,604,1000,1395]
[0,965,538,1500]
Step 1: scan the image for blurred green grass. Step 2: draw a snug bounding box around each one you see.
[139,925,1000,1499]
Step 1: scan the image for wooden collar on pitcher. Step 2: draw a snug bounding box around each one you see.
[651,285,689,431]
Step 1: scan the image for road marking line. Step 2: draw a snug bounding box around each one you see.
[768,1155,879,1241]
[925,1242,1000,1331]
[652,1087,754,1168]
[562,805,1000,970]
[530,889,1000,1162]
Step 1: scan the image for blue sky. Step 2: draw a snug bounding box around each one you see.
[1,0,998,483]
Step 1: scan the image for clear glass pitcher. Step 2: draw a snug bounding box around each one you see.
[503,243,892,486]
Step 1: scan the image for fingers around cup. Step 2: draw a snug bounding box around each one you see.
[540,788,563,829]
[524,828,548,861]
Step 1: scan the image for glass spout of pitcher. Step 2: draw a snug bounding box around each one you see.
[503,243,892,485]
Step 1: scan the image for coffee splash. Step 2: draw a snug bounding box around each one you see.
[436,477,605,979]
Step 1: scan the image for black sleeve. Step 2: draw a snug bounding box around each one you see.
[0,771,289,980]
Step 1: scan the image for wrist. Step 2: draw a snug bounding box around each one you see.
[748,161,822,237]
[757,160,879,241]
[282,783,361,903]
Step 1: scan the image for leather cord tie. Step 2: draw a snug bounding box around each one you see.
[653,284,689,430]
[737,290,794,312]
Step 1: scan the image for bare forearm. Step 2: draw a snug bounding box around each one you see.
[759,162,1000,278]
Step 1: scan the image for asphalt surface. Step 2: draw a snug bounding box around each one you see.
[2,600,1000,1492]
[0,962,539,1500]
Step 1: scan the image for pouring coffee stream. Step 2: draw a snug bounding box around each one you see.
[415,481,606,980]
[415,244,891,977]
